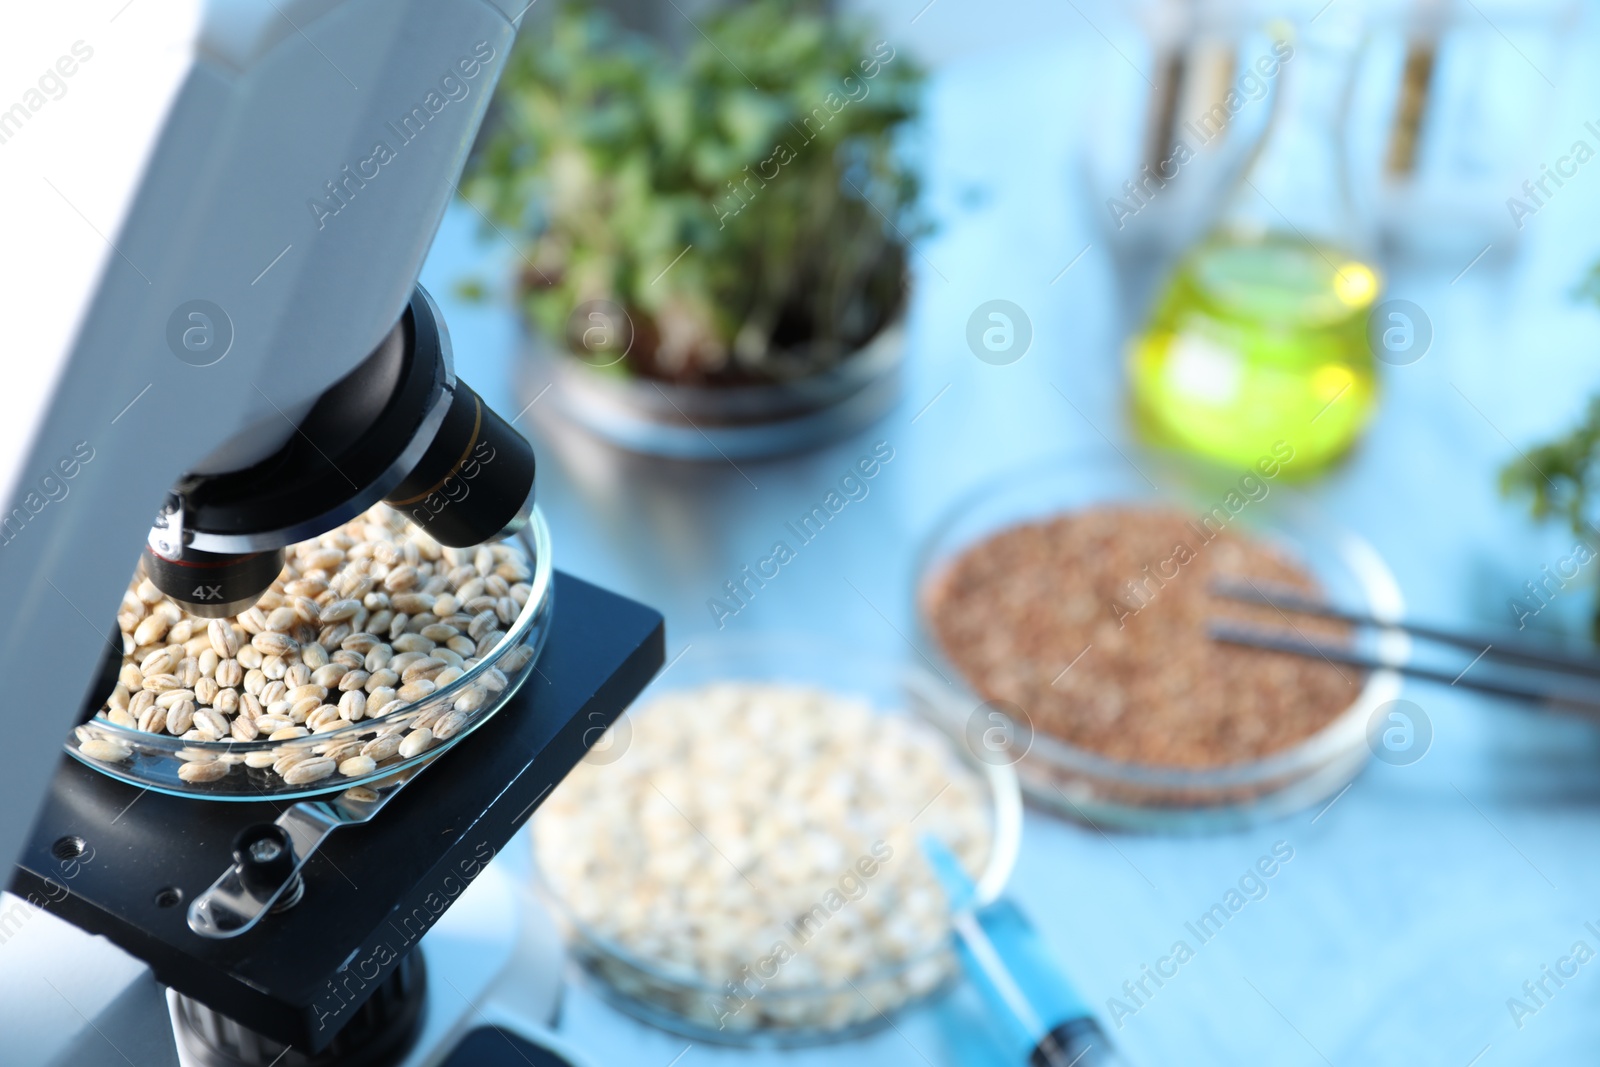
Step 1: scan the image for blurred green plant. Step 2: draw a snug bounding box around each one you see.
[1499,263,1600,640]
[1500,262,1600,539]
[1501,394,1600,539]
[461,0,923,384]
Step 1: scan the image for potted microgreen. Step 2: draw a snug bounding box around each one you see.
[461,0,923,458]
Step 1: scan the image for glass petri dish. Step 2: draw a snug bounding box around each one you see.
[524,319,904,461]
[530,634,1022,1046]
[912,449,1405,832]
[64,509,554,801]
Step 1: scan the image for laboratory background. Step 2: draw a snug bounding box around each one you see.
[4,0,1600,1065]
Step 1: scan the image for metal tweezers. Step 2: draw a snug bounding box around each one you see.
[1207,579,1600,718]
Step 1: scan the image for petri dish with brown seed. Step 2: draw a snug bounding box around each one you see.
[913,449,1404,831]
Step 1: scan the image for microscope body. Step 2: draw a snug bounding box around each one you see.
[0,4,641,1066]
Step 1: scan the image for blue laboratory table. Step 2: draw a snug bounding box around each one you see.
[420,15,1600,1064]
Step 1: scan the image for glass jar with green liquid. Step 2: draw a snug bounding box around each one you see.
[1129,22,1379,476]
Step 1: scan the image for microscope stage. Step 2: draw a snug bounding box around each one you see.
[9,571,663,1053]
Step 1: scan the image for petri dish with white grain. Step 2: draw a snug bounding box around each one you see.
[530,635,1021,1046]
[65,505,554,801]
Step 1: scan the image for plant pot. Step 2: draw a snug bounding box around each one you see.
[522,319,904,461]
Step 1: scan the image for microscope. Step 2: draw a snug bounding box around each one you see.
[0,2,662,1064]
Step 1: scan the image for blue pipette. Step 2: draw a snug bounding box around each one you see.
[923,837,1131,1067]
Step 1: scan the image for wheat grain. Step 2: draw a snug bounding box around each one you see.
[178,759,229,783]
[80,738,132,762]
[398,728,433,759]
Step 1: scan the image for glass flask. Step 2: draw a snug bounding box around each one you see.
[1129,21,1380,477]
